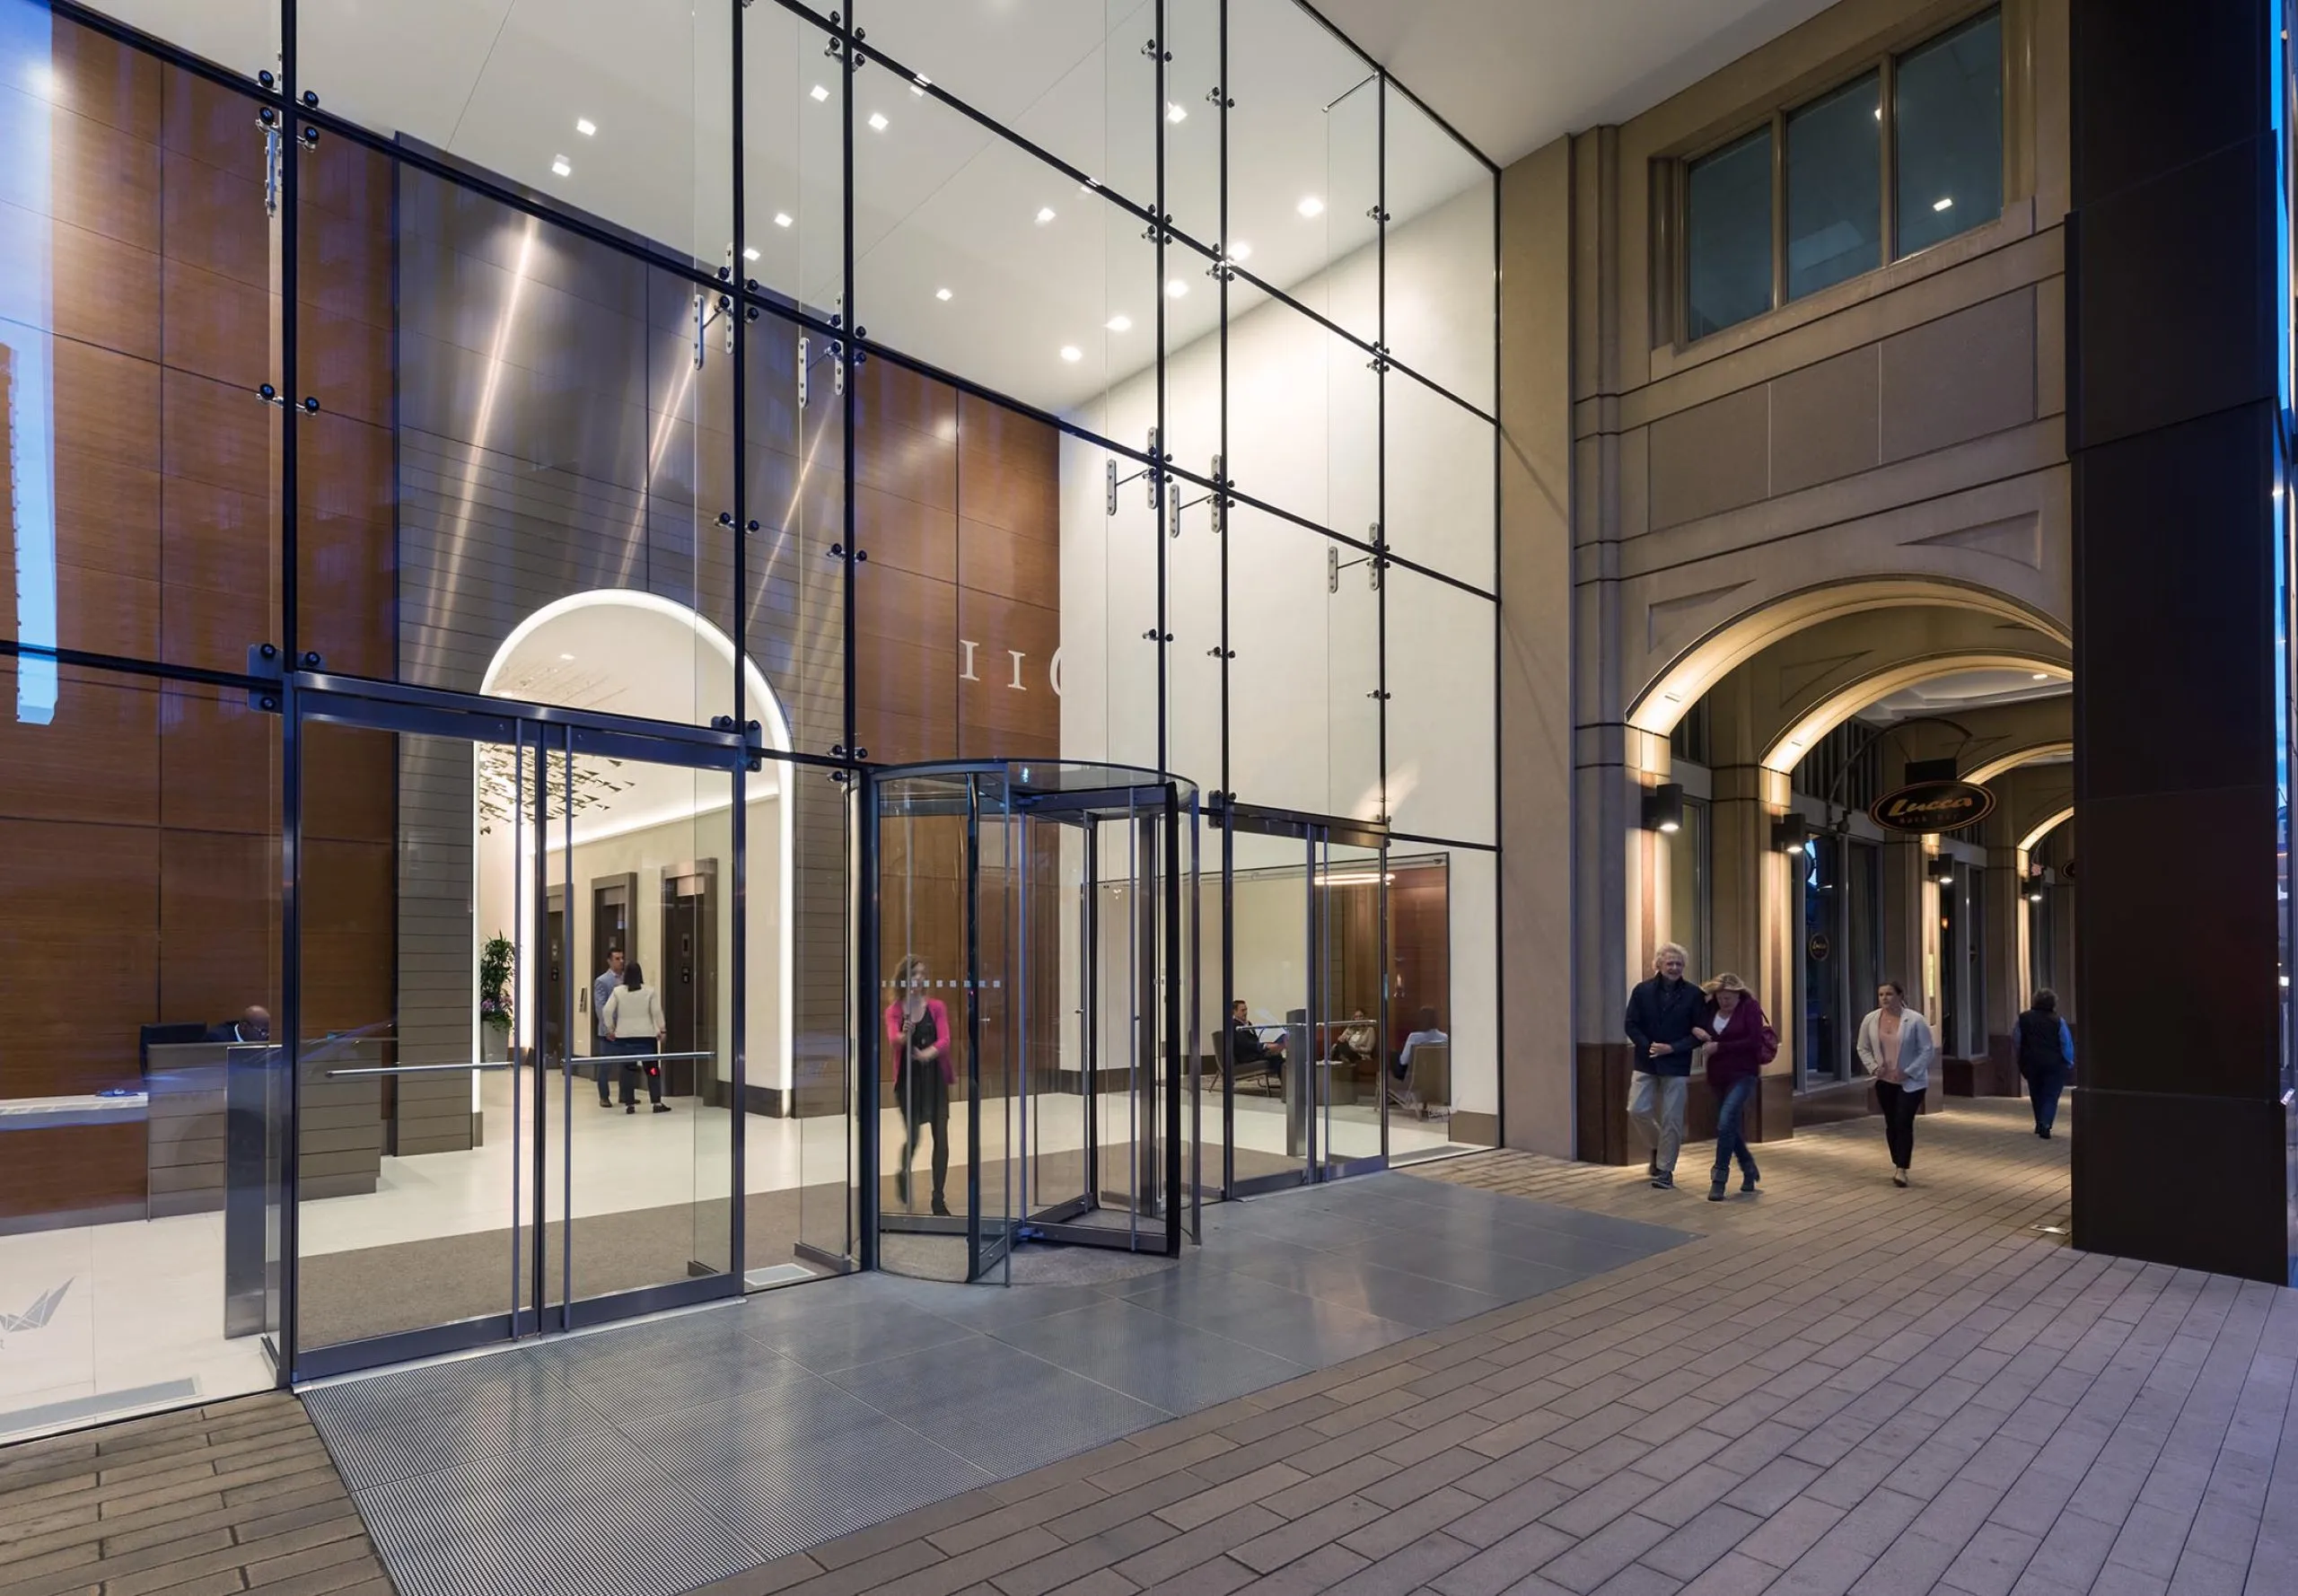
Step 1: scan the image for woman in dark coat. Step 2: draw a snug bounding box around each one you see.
[1695,973,1773,1201]
[2014,988,2074,1137]
[884,954,953,1215]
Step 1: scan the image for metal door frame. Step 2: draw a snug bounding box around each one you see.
[285,677,757,1381]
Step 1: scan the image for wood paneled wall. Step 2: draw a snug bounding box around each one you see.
[0,18,395,1226]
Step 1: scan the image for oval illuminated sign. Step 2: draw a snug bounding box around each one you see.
[1869,779,1995,834]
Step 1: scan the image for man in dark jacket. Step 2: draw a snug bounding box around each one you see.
[1624,943,1701,1188]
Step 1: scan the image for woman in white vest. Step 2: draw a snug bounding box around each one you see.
[601,960,670,1115]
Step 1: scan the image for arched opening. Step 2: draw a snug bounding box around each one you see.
[1762,652,2071,772]
[1627,577,2068,737]
[1965,741,2074,786]
[477,592,799,1107]
[2021,806,2074,855]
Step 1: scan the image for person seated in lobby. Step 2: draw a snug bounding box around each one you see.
[207,1006,271,1045]
[1228,999,1287,1085]
[1394,1006,1446,1083]
[1333,1008,1378,1071]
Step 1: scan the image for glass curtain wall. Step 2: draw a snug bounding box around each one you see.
[7,0,1499,1409]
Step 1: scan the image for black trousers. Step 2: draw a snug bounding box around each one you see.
[897,1069,951,1203]
[611,1038,662,1106]
[1876,1081,1924,1169]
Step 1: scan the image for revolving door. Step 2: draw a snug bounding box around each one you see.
[870,762,1200,1283]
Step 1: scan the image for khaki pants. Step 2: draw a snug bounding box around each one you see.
[1627,1071,1688,1175]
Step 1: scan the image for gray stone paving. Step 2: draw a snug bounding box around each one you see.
[684,1099,2298,1596]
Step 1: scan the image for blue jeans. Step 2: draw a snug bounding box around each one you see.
[2028,1066,2066,1134]
[1711,1076,1759,1184]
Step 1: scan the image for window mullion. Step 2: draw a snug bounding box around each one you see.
[1880,52,1898,262]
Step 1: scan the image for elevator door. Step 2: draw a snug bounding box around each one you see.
[661,865,715,1099]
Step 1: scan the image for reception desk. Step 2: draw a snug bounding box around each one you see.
[145,1042,388,1217]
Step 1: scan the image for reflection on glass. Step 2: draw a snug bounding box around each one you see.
[1386,570,1496,846]
[1895,9,2003,259]
[1686,127,1773,339]
[1382,82,1495,411]
[1786,74,1880,301]
[0,668,282,1441]
[296,0,730,268]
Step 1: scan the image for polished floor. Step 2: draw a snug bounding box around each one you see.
[298,1175,1689,1596]
[0,1072,1469,1443]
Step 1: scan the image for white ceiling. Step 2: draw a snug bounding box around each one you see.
[74,0,1832,413]
[1309,0,1845,168]
[1857,668,2071,726]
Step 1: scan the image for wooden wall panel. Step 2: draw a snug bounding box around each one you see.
[0,1125,147,1227]
[160,830,276,1023]
[0,822,162,1097]
[0,667,161,825]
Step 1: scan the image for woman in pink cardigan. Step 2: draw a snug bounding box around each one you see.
[885,954,953,1215]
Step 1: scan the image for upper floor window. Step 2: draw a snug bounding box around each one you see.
[1679,5,2003,343]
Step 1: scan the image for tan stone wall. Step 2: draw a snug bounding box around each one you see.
[1502,0,2074,1155]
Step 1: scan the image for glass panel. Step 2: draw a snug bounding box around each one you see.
[0,19,279,680]
[1225,825,1309,1186]
[1382,83,1494,413]
[1785,72,1880,302]
[0,666,281,1442]
[296,0,731,271]
[875,772,974,1277]
[739,6,842,335]
[1386,570,1495,846]
[1224,299,1376,552]
[1055,424,1160,771]
[1225,0,1378,348]
[1318,835,1384,1169]
[851,81,1157,433]
[75,0,276,81]
[856,2,1154,212]
[1894,9,2003,258]
[1685,127,1772,340]
[1384,372,1495,591]
[1225,510,1373,822]
[1663,798,1708,982]
[1387,846,1495,1159]
[1163,324,1223,794]
[1163,0,1222,256]
[1800,834,1840,1085]
[299,155,737,723]
[298,719,524,1355]
[746,305,844,770]
[552,750,734,1308]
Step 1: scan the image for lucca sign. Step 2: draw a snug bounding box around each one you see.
[1869,779,1995,834]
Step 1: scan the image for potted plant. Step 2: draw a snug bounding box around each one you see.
[478,934,514,1063]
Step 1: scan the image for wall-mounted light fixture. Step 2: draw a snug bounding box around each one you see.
[1642,782,1683,835]
[1772,811,1809,853]
[1930,855,1957,887]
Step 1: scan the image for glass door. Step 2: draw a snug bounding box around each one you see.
[290,694,742,1378]
[1317,831,1390,1176]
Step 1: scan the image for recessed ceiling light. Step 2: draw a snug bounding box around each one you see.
[867,111,889,131]
[773,212,793,228]
[1035,206,1057,224]
[1059,345,1083,363]
[1933,196,1953,211]
[558,653,575,662]
[574,117,597,136]
[1296,195,1324,218]
[1166,102,1187,123]
[1105,313,1132,332]
[2031,672,2051,681]
[810,83,829,102]
[550,155,571,177]
[1230,241,1251,260]
[1165,278,1188,298]
[743,247,760,261]
[911,75,930,96]
[935,287,952,301]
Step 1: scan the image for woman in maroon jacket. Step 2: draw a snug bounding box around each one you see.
[1694,973,1773,1202]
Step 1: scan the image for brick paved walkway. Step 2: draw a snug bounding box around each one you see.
[0,1391,392,1596]
[686,1099,2298,1596]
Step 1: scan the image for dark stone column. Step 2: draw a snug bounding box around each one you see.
[2068,0,2293,1283]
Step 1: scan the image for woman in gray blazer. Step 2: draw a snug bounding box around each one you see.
[1855,980,1937,1188]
